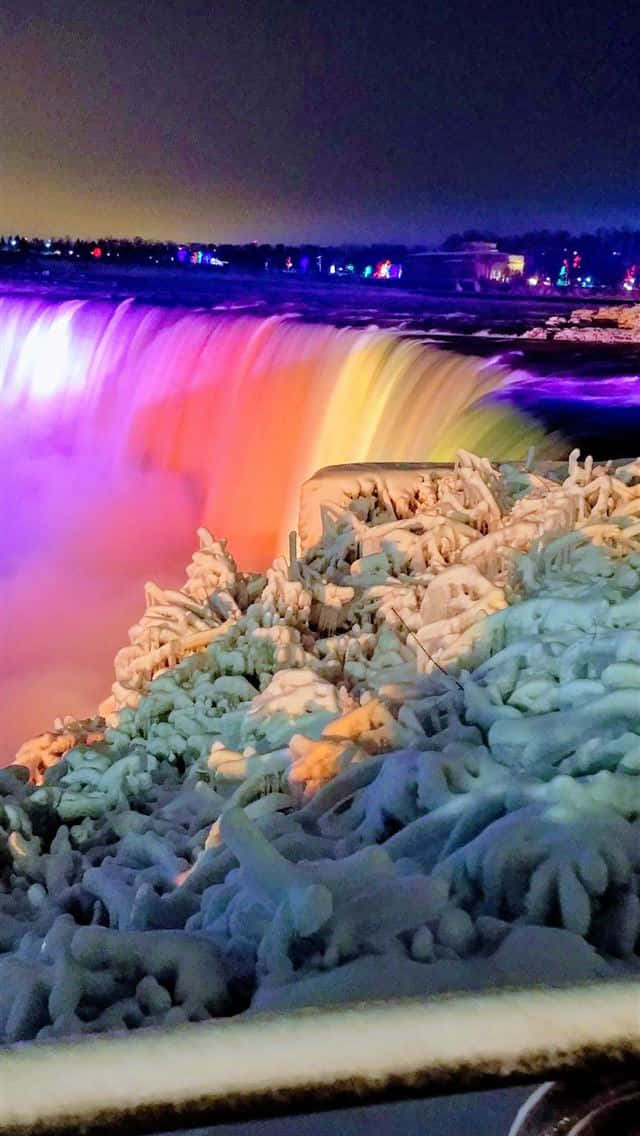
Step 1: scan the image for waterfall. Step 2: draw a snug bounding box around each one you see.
[0,294,543,756]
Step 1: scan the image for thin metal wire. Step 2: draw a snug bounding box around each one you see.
[390,606,464,690]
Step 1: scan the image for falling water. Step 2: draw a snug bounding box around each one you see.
[0,295,545,757]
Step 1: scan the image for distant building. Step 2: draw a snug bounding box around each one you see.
[404,241,524,291]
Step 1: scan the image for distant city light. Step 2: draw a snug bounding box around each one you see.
[557,259,569,286]
[374,259,391,279]
[623,265,637,291]
[371,259,402,280]
[91,247,102,259]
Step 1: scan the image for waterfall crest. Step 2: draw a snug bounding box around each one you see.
[0,296,544,754]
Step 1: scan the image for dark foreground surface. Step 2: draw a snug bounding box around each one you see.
[155,1087,532,1136]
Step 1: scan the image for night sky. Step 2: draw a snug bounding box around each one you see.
[2,0,639,243]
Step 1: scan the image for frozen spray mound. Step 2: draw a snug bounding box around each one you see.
[5,450,640,1042]
[0,296,548,756]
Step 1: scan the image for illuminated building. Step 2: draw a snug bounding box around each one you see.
[404,242,523,291]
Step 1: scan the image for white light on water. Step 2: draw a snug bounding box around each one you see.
[9,304,85,401]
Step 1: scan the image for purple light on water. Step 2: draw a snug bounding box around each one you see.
[501,372,640,407]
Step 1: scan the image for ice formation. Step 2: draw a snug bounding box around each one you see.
[6,450,640,1044]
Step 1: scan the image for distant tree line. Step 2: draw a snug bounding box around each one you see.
[3,228,640,288]
[0,235,413,276]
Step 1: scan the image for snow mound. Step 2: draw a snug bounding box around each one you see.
[5,449,640,1042]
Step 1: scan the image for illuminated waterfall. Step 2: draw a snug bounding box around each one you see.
[0,294,543,754]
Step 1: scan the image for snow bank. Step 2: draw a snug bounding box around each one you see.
[5,450,640,1043]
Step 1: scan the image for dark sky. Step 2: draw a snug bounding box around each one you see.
[1,0,639,243]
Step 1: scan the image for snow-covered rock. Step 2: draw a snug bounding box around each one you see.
[524,303,640,342]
